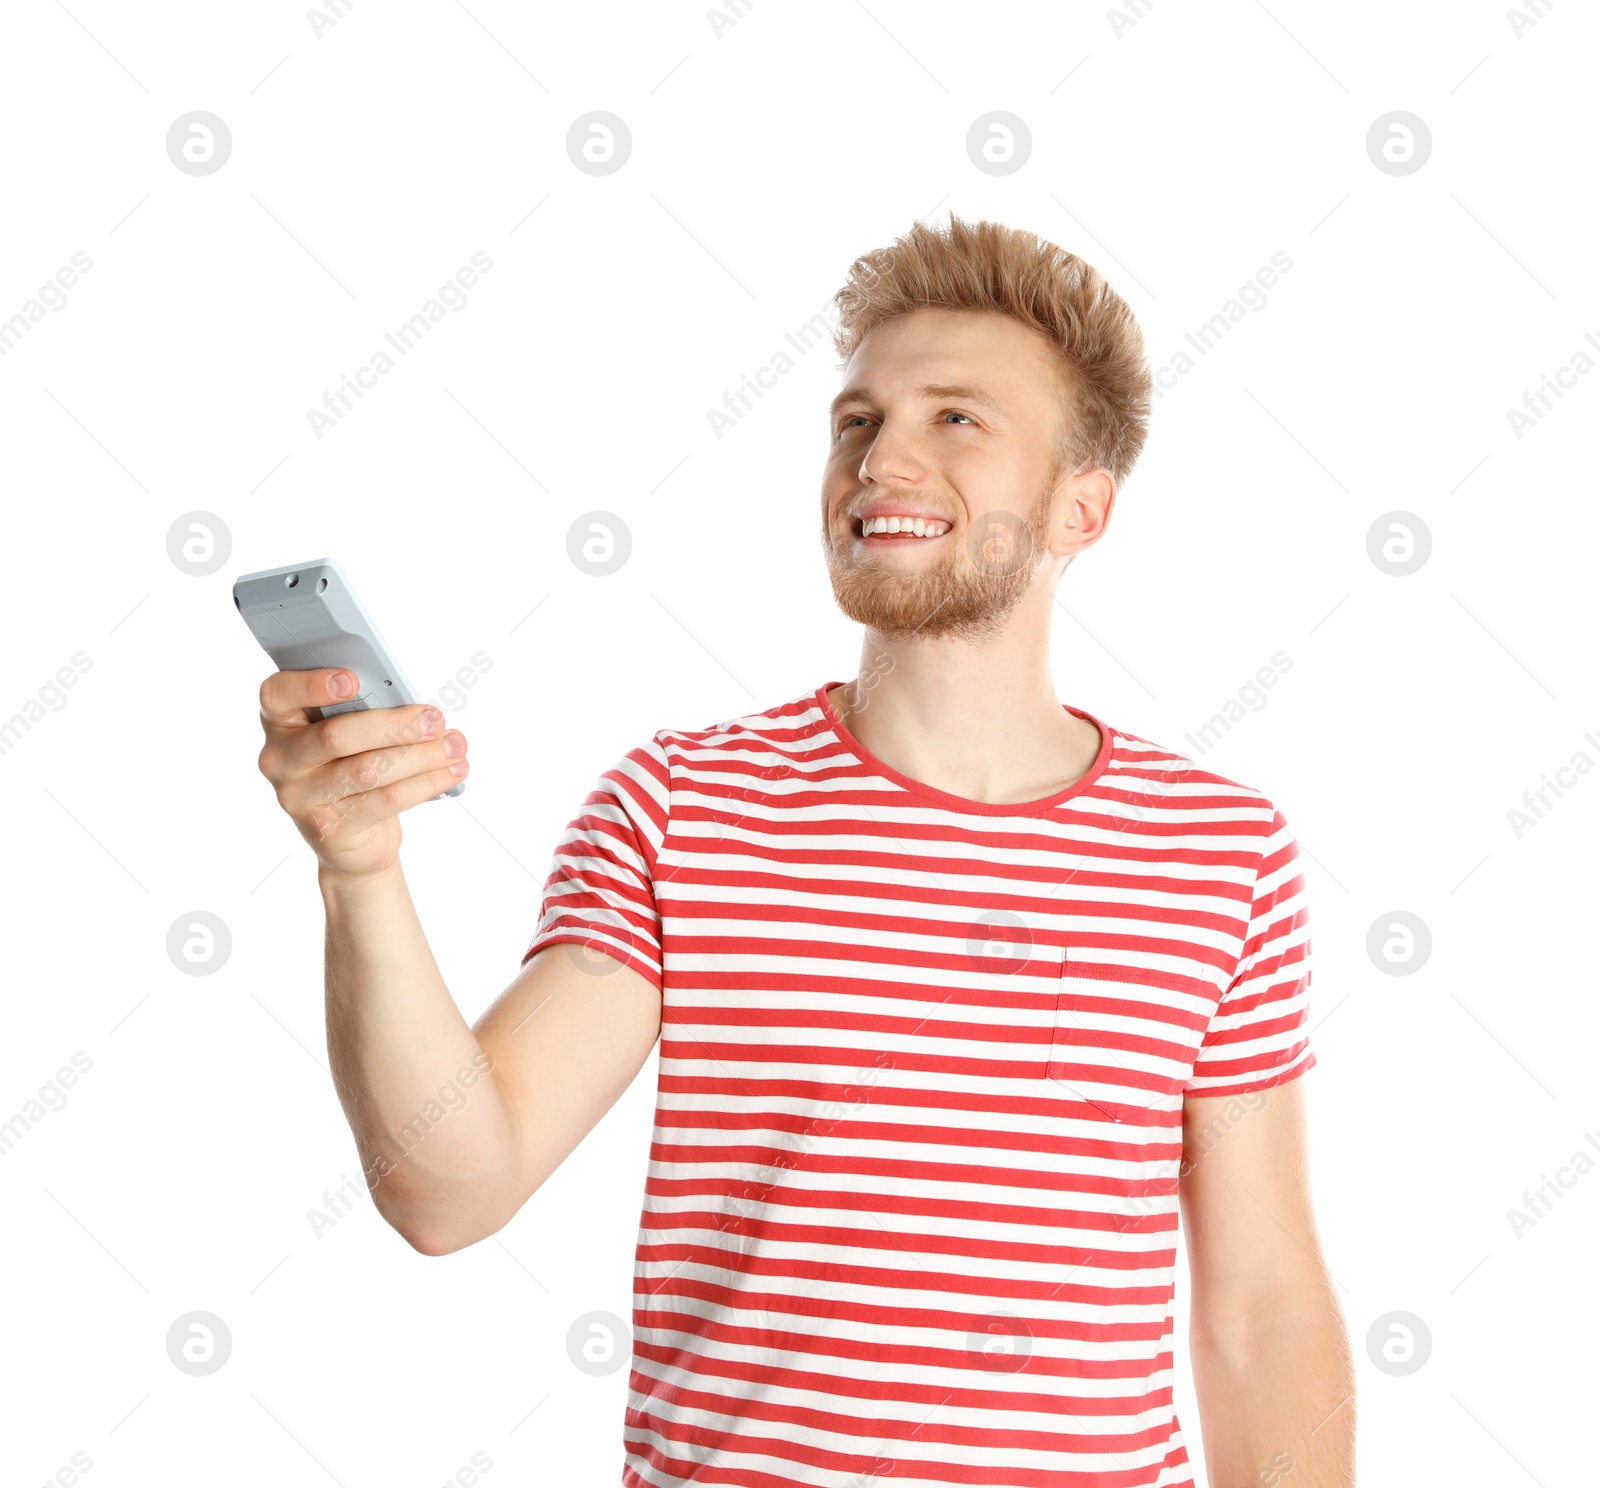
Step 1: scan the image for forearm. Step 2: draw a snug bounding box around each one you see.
[319,859,520,1251]
[1189,1280,1355,1487]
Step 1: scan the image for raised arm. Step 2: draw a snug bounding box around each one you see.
[319,867,661,1254]
[257,665,661,1255]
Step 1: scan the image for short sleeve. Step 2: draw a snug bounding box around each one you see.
[1184,805,1316,1098]
[521,734,671,991]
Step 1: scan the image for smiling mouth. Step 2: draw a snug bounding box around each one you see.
[853,514,952,540]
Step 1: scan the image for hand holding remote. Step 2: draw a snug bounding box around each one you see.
[255,666,469,879]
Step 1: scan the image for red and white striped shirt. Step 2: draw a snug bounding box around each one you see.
[524,681,1315,1488]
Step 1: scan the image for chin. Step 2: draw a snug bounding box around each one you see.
[827,571,1020,643]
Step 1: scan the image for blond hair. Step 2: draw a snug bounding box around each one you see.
[830,213,1153,487]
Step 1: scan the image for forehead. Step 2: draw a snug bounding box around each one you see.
[839,306,1062,404]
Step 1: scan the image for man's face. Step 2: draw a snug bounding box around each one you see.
[820,306,1094,643]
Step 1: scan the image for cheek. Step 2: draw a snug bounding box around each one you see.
[821,464,856,507]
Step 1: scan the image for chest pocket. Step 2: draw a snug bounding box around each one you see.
[1047,955,1212,1118]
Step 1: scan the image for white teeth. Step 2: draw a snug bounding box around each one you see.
[860,515,949,537]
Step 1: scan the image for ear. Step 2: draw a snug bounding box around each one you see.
[1046,466,1115,558]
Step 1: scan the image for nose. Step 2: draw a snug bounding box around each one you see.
[858,422,925,488]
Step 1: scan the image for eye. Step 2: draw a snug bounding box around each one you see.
[835,414,872,437]
[942,410,975,425]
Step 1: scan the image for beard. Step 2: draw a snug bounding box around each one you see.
[822,472,1059,643]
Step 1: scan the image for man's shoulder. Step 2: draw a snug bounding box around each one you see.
[650,684,829,755]
[1096,715,1290,823]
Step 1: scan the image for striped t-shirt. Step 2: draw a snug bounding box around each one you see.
[523,681,1315,1488]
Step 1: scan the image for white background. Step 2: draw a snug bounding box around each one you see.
[2,1,1595,1484]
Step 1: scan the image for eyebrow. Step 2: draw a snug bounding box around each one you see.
[827,382,1006,422]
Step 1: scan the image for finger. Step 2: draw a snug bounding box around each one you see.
[297,728,464,809]
[305,754,469,840]
[282,702,443,780]
[258,667,361,731]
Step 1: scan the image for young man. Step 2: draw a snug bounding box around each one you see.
[257,214,1353,1486]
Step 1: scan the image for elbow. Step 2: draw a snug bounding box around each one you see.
[400,1224,470,1257]
[385,1200,516,1257]
[369,1160,531,1256]
[370,1188,482,1257]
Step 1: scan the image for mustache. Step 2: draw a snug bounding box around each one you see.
[836,503,953,525]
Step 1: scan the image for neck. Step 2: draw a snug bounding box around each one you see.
[832,589,1102,805]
